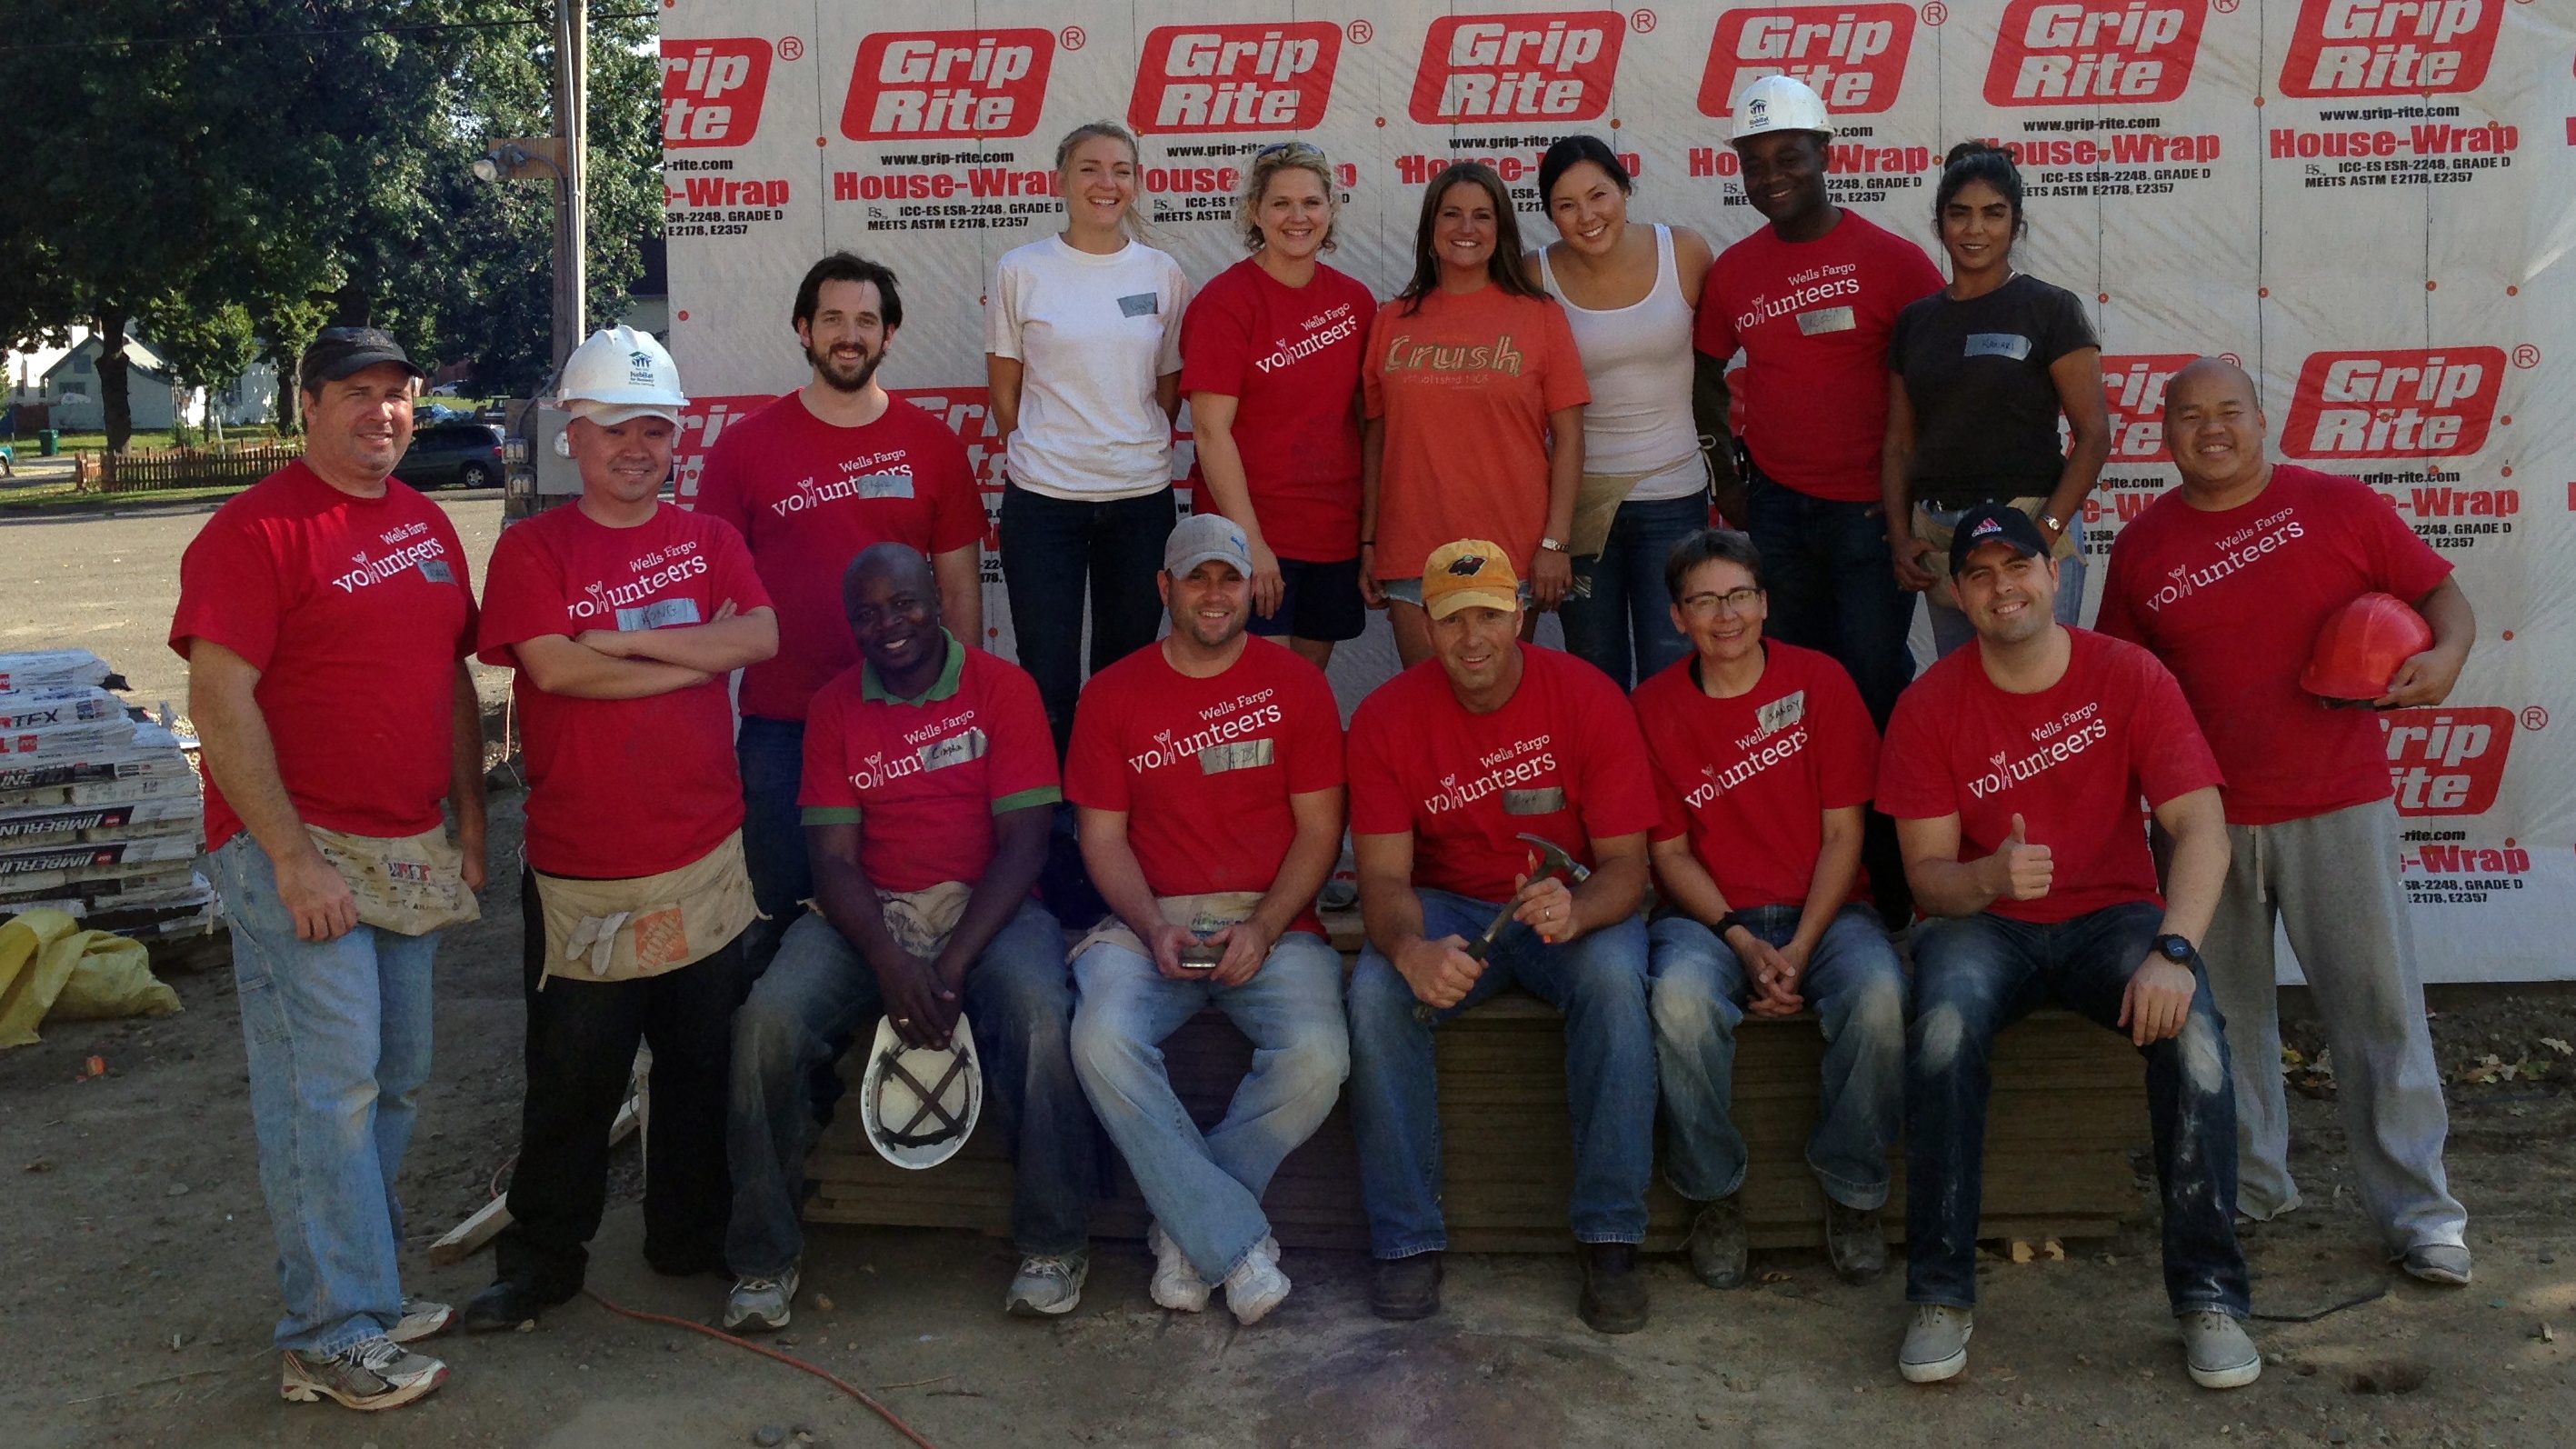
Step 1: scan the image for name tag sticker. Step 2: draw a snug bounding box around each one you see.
[1796,305,1857,336]
[615,598,704,632]
[417,559,455,585]
[1756,689,1806,735]
[1198,738,1276,774]
[1117,292,1160,318]
[917,728,989,773]
[856,473,916,500]
[1964,333,2034,361]
[1503,786,1568,815]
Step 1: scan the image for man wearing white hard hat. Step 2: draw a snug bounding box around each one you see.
[462,325,780,1332]
[1694,75,1943,924]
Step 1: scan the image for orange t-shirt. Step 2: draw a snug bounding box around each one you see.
[1363,285,1590,580]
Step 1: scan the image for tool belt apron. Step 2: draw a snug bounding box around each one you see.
[1569,456,1703,560]
[1069,891,1265,962]
[1913,495,2080,614]
[306,824,482,937]
[533,830,757,984]
[876,881,975,959]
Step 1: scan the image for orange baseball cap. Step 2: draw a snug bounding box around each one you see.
[1420,539,1522,620]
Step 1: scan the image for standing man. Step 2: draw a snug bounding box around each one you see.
[1343,541,1662,1334]
[725,545,1098,1328]
[175,327,484,1412]
[463,327,777,1331]
[1880,505,2256,1390]
[2098,357,2473,1283]
[697,253,987,962]
[1066,515,1350,1325]
[1632,529,1906,1291]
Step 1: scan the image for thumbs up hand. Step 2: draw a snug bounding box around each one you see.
[1987,813,2054,902]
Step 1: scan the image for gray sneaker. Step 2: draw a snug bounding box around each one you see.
[2400,1243,2472,1285]
[279,1336,448,1411]
[1005,1250,1089,1316]
[723,1264,801,1334]
[388,1295,453,1344]
[1898,1305,1973,1384]
[2181,1310,2262,1389]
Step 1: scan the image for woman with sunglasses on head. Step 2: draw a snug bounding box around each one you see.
[1180,142,1377,667]
[1881,142,2111,655]
[1528,135,1719,690]
[1361,162,1590,668]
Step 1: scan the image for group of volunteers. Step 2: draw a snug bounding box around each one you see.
[172,75,2477,1415]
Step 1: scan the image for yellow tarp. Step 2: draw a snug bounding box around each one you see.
[0,909,181,1047]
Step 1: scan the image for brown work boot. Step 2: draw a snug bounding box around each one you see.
[1371,1252,1443,1321]
[1578,1243,1649,1334]
[1687,1195,1749,1288]
[1826,1200,1887,1284]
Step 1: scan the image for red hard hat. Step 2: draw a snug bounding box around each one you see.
[2300,592,2431,701]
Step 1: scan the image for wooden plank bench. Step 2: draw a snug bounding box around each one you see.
[805,913,2150,1252]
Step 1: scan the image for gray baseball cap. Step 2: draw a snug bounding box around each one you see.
[1163,512,1253,578]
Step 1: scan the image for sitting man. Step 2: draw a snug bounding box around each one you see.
[1880,505,2256,1390]
[1632,528,1906,1290]
[1066,514,1350,1325]
[1344,540,1662,1334]
[724,544,1099,1328]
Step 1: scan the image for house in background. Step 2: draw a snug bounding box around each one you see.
[14,329,277,433]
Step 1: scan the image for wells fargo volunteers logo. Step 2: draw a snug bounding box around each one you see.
[2381,705,2512,816]
[1982,0,2210,106]
[663,39,774,147]
[1696,5,1917,118]
[1128,24,1342,134]
[2278,0,2499,97]
[1409,12,1626,124]
[843,29,1054,139]
[2281,347,2505,459]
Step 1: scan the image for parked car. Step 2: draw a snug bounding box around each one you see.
[413,402,465,425]
[394,420,504,488]
[427,381,465,396]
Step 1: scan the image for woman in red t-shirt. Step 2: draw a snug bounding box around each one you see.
[1361,162,1590,668]
[1183,143,1378,667]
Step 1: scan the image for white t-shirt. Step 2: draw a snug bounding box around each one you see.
[986,235,1190,501]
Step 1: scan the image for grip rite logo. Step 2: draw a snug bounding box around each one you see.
[843,29,1053,140]
[2381,706,2512,816]
[2279,0,2498,97]
[662,39,773,146]
[2099,354,2199,464]
[1409,12,1626,124]
[2281,347,2504,459]
[1130,24,1342,133]
[1698,5,1917,118]
[1983,0,2208,106]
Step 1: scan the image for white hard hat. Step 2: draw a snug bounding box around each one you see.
[1732,74,1833,144]
[554,324,687,425]
[859,1014,983,1170]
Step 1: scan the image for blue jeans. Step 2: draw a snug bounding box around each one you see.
[1921,505,2086,657]
[735,714,809,969]
[725,903,1098,1274]
[998,485,1178,754]
[1345,890,1655,1256]
[1647,904,1907,1207]
[1744,471,1914,726]
[1069,932,1349,1281]
[206,834,440,1354]
[1559,492,1706,691]
[1907,902,2249,1317]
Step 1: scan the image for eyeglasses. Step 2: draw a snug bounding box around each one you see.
[1678,587,1763,617]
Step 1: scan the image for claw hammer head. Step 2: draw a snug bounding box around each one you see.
[1515,833,1589,886]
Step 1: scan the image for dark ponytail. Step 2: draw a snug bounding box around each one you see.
[1538,135,1632,210]
[1934,142,2025,238]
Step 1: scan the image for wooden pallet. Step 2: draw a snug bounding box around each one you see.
[805,916,2151,1253]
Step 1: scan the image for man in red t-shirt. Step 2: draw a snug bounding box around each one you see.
[1064,514,1348,1325]
[462,326,779,1334]
[694,254,988,964]
[1632,528,1904,1291]
[1881,505,2254,1391]
[2099,357,2474,1284]
[724,545,1098,1328]
[172,329,482,1411]
[1344,541,1661,1334]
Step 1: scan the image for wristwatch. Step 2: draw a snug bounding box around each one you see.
[1715,911,1752,939]
[1538,535,1569,554]
[2040,513,2065,535]
[2150,933,2195,964]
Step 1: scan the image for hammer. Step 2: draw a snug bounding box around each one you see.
[1413,834,1590,1024]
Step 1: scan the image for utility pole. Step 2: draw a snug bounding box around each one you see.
[552,0,589,369]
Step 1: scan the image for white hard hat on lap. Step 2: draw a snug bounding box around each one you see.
[554,324,688,426]
[860,1014,984,1170]
[1732,74,1834,144]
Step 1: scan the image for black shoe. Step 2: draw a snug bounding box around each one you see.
[460,1278,563,1334]
[1578,1243,1649,1334]
[1824,1200,1886,1284]
[1370,1253,1443,1321]
[1686,1196,1749,1289]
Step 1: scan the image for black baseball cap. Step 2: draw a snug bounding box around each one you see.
[298,327,425,392]
[1948,503,2050,576]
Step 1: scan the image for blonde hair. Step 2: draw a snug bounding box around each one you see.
[1053,121,1149,239]
[1235,142,1339,254]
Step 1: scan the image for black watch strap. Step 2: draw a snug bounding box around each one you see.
[2152,933,2195,963]
[1716,911,1752,937]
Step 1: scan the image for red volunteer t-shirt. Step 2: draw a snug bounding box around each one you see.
[476,502,770,879]
[694,392,986,722]
[1065,637,1345,937]
[170,463,477,851]
[1181,258,1376,563]
[1693,210,1944,503]
[1878,629,2222,924]
[2096,465,2452,826]
[1349,644,1659,904]
[1633,642,1879,912]
[798,640,1062,894]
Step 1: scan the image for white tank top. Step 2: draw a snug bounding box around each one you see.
[1537,224,1705,502]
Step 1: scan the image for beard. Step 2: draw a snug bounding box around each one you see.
[807,338,884,395]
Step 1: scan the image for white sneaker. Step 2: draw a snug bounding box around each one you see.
[1004,1251,1089,1316]
[724,1264,800,1334]
[279,1336,448,1411]
[1147,1222,1210,1313]
[388,1295,453,1344]
[1222,1235,1291,1326]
